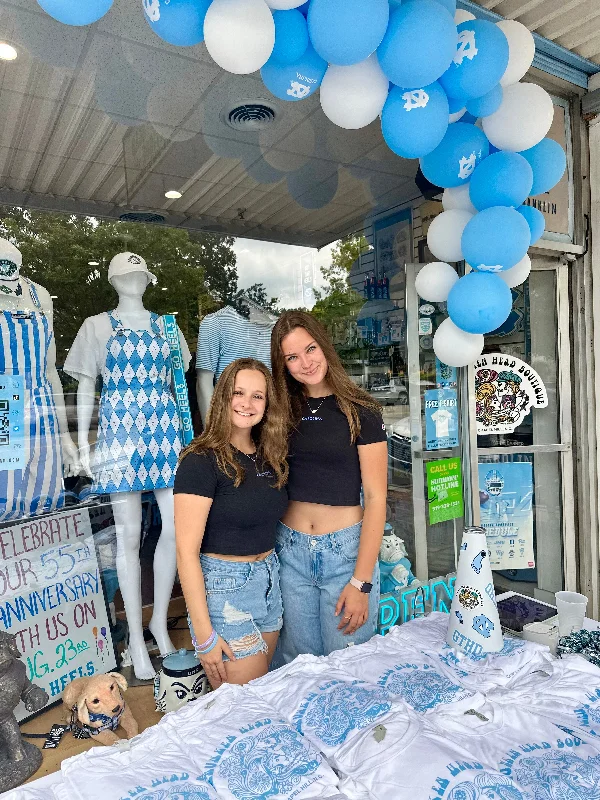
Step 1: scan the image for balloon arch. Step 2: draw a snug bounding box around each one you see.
[37,0,568,368]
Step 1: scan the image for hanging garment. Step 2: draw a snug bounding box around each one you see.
[93,311,181,494]
[0,279,64,522]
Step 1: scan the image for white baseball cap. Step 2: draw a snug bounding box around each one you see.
[107,252,157,286]
[0,238,22,269]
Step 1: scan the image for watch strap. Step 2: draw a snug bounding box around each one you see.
[350,576,373,593]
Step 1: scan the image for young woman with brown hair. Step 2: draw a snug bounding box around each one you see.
[174,358,288,688]
[271,311,388,664]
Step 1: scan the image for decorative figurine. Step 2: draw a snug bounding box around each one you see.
[0,630,49,792]
[62,672,139,746]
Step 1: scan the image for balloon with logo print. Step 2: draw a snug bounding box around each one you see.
[462,206,531,272]
[378,0,457,89]
[519,138,567,196]
[420,122,489,188]
[381,82,449,159]
[468,151,533,211]
[308,0,389,66]
[37,0,112,25]
[142,0,211,46]
[271,9,309,64]
[439,19,509,103]
[261,44,327,101]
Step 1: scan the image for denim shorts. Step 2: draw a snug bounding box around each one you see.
[188,552,283,661]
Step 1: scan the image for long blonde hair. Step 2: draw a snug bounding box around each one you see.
[181,358,288,488]
[270,310,381,442]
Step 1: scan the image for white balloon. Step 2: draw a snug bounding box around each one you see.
[497,20,535,87]
[442,184,477,215]
[427,209,474,263]
[265,0,304,6]
[433,318,484,367]
[449,107,466,124]
[482,82,554,152]
[320,55,389,130]
[499,253,531,288]
[204,0,275,75]
[455,9,476,24]
[415,262,459,302]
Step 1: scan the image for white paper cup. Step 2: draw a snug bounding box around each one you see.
[555,591,588,637]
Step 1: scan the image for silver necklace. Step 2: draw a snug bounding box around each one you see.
[306,396,327,416]
[235,447,260,476]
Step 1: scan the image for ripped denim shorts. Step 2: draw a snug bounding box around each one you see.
[188,551,283,661]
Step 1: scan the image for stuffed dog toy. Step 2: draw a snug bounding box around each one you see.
[62,673,139,746]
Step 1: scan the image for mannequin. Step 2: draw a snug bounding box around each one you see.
[0,239,78,522]
[65,253,191,680]
[196,297,276,424]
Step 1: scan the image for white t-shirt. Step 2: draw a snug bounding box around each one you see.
[431,409,453,439]
[64,312,191,381]
[248,655,404,761]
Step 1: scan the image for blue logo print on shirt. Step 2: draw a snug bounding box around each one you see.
[293,680,392,747]
[445,771,524,799]
[218,724,321,800]
[378,664,463,712]
[133,781,214,800]
[513,750,600,800]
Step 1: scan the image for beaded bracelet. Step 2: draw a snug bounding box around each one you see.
[194,628,217,652]
[195,630,218,655]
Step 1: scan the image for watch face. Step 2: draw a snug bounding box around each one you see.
[361,582,373,594]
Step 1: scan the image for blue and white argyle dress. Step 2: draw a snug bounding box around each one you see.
[93,311,182,494]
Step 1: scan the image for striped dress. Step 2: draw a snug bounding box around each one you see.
[0,279,64,522]
[196,306,273,379]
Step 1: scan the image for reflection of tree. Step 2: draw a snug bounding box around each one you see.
[312,235,368,339]
[235,282,280,314]
[0,208,239,357]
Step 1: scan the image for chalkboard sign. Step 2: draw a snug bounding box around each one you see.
[0,507,115,721]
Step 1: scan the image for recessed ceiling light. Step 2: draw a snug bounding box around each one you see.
[50,295,58,299]
[165,190,182,200]
[88,260,100,266]
[0,43,18,61]
[161,287,168,291]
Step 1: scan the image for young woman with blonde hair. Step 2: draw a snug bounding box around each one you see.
[271,311,388,664]
[174,358,288,688]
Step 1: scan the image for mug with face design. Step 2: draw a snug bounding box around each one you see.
[153,649,209,713]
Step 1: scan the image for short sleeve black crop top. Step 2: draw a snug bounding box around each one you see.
[287,395,387,507]
[174,450,288,556]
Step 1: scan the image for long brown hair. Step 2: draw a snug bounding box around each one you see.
[271,310,381,442]
[181,358,288,488]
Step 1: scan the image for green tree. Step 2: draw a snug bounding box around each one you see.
[237,282,280,315]
[0,209,238,359]
[311,235,369,333]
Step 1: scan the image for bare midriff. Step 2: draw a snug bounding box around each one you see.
[281,500,364,535]
[202,549,274,562]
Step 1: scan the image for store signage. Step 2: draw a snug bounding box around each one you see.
[0,507,115,721]
[436,358,457,389]
[479,462,535,571]
[427,457,464,525]
[425,388,458,450]
[378,573,456,634]
[164,314,193,446]
[0,374,24,469]
[474,354,548,435]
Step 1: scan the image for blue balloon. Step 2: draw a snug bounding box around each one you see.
[261,45,327,102]
[462,111,478,124]
[272,10,309,65]
[469,152,533,211]
[142,0,210,46]
[462,207,531,272]
[381,83,449,159]
[435,0,456,12]
[466,84,502,118]
[517,205,545,245]
[37,0,112,25]
[308,0,389,66]
[447,272,512,334]
[298,0,311,12]
[448,95,465,116]
[440,20,509,103]
[378,0,457,89]
[420,122,489,188]
[519,138,567,196]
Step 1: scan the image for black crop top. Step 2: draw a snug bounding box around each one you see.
[288,395,387,506]
[174,450,288,556]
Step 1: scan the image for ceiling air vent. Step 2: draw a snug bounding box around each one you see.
[119,212,166,224]
[225,103,277,132]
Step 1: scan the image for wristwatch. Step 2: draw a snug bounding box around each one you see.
[350,576,373,594]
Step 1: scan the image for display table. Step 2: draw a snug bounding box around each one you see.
[6,611,600,800]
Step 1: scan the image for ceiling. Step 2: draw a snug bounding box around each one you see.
[0,0,595,249]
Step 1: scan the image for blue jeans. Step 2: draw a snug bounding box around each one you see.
[274,521,380,665]
[188,552,283,661]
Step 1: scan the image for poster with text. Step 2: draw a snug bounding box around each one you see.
[0,507,115,721]
[427,458,464,525]
[478,462,535,571]
[425,389,458,450]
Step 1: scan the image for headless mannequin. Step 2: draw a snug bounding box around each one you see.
[74,272,178,679]
[196,299,276,425]
[0,251,79,478]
